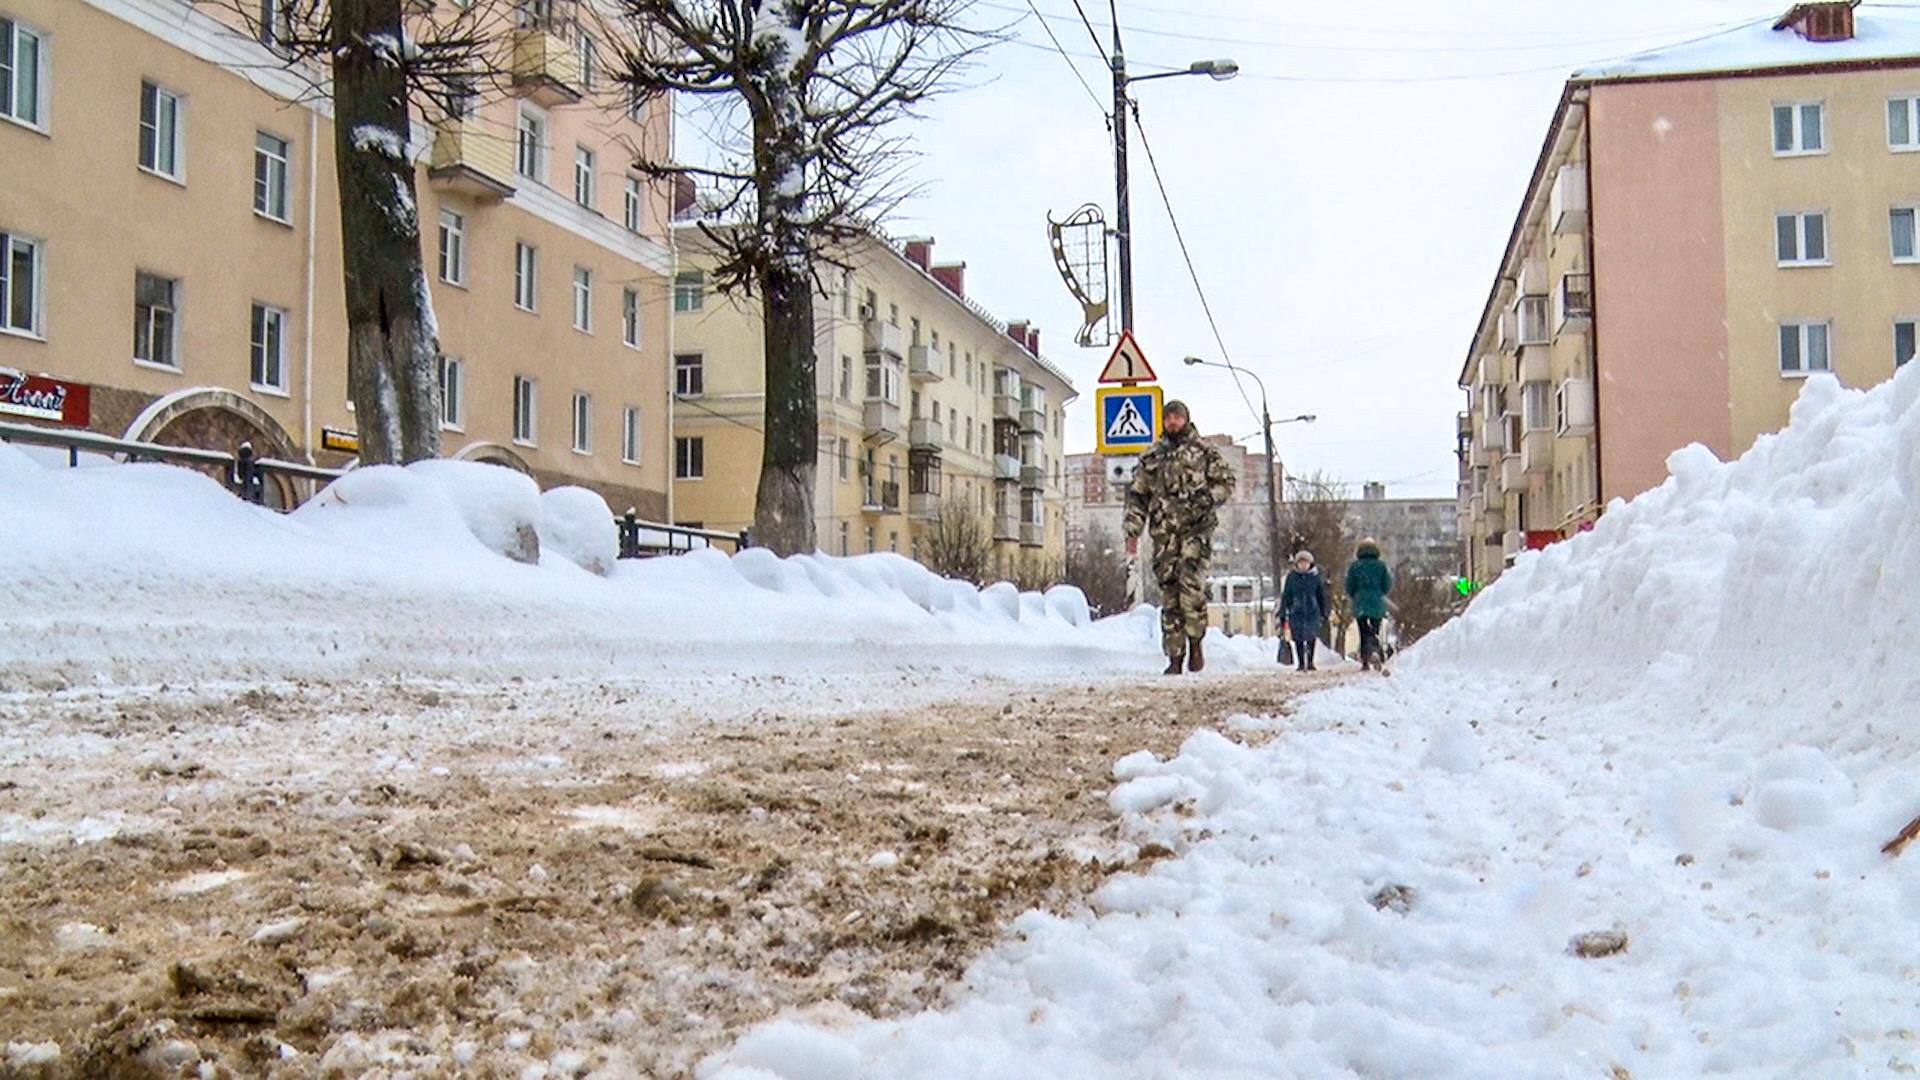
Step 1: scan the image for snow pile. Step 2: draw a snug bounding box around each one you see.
[1576,4,1920,81]
[0,447,1271,686]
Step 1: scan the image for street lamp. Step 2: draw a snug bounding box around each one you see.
[1183,354,1290,649]
[1111,50,1238,333]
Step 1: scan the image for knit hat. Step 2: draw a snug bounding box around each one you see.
[1163,400,1190,420]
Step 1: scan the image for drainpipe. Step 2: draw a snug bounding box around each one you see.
[301,105,319,467]
[1580,91,1604,520]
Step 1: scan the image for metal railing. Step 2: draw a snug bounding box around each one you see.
[3,420,746,558]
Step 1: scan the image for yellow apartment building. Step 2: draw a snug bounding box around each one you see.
[670,228,1078,575]
[0,0,675,514]
[1458,1,1920,584]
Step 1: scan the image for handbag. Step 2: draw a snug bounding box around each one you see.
[1277,632,1294,666]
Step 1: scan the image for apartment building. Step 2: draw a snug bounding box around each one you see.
[669,229,1078,574]
[0,0,674,514]
[1458,1,1920,584]
[1339,483,1458,578]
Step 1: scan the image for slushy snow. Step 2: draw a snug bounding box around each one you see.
[697,368,1920,1077]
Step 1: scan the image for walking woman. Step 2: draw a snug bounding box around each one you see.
[1345,538,1394,672]
[1280,550,1332,672]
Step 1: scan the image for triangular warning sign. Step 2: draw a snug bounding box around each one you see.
[1098,331,1157,384]
[1107,397,1153,440]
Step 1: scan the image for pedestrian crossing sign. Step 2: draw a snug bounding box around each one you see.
[1095,384,1163,454]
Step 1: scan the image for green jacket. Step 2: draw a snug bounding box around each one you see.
[1345,548,1393,619]
[1124,427,1235,543]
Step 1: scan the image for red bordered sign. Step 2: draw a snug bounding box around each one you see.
[0,370,90,426]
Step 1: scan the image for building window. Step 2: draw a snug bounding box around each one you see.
[838,521,848,556]
[865,525,875,553]
[513,375,537,444]
[438,209,466,285]
[840,271,854,319]
[253,131,290,221]
[249,302,287,391]
[1778,321,1831,377]
[515,104,547,182]
[573,145,595,208]
[1772,101,1824,156]
[1893,207,1920,263]
[910,316,922,345]
[571,391,592,453]
[964,414,973,452]
[1775,210,1828,266]
[622,406,641,464]
[623,176,641,231]
[837,436,849,480]
[888,302,899,327]
[139,81,184,180]
[576,31,596,92]
[0,230,44,336]
[627,85,645,123]
[865,353,900,403]
[1895,319,1920,369]
[674,352,703,397]
[134,271,179,368]
[514,242,537,310]
[839,354,853,400]
[1,17,47,128]
[1891,96,1920,151]
[572,266,593,331]
[673,270,705,312]
[439,354,465,429]
[1521,381,1552,432]
[622,287,640,347]
[675,435,704,479]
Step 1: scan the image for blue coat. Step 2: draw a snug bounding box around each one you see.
[1281,568,1330,640]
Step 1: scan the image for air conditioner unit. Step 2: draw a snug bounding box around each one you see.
[858,303,875,321]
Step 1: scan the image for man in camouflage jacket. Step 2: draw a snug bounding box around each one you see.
[1124,400,1236,675]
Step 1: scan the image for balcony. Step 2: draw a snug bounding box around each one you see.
[992,513,1019,542]
[993,454,1020,481]
[1020,462,1044,489]
[909,416,944,450]
[1557,378,1595,437]
[1502,528,1525,563]
[1518,255,1549,296]
[1515,294,1550,347]
[1020,521,1045,547]
[511,25,583,107]
[864,319,905,358]
[1020,404,1045,434]
[1519,342,1551,384]
[1497,309,1519,355]
[1556,273,1593,336]
[1499,453,1525,492]
[428,118,516,200]
[863,399,902,443]
[908,344,943,381]
[1551,163,1588,236]
[861,480,901,514]
[1522,427,1554,474]
[908,492,940,521]
[993,392,1020,422]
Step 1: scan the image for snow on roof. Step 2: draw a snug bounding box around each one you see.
[1574,3,1920,81]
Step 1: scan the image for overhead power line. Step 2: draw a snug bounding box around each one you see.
[1021,0,1109,115]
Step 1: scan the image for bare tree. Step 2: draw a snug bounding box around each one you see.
[1064,525,1130,618]
[200,0,509,463]
[1280,472,1352,649]
[609,0,988,554]
[919,497,991,582]
[1388,570,1464,649]
[1006,556,1062,594]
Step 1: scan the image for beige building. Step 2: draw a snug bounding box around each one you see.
[670,228,1077,574]
[0,0,675,514]
[1458,1,1920,584]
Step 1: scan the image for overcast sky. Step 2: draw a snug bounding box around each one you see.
[880,0,1797,497]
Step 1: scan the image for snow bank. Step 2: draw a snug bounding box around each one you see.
[0,449,1274,686]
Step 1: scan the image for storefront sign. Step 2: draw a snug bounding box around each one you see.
[0,371,90,426]
[320,427,359,454]
[1525,530,1561,551]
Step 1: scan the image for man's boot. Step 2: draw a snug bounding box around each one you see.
[1187,637,1205,673]
[1163,653,1185,676]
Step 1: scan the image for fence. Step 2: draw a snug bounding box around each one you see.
[0,420,745,558]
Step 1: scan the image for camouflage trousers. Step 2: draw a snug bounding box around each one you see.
[1152,532,1212,659]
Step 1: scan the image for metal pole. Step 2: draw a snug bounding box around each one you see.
[1261,397,1285,646]
[1111,38,1133,333]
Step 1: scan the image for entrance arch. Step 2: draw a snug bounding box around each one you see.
[125,387,303,508]
[452,441,534,475]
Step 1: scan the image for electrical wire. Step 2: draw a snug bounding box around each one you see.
[1020,0,1109,115]
[1064,0,1110,58]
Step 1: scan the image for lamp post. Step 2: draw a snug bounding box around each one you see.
[1183,355,1316,647]
[1111,53,1237,333]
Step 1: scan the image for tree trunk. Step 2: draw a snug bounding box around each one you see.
[332,0,440,465]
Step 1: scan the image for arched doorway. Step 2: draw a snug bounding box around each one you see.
[452,441,534,476]
[125,388,303,509]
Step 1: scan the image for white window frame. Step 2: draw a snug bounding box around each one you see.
[674,352,704,397]
[133,270,180,370]
[572,265,592,332]
[1778,320,1832,378]
[1521,381,1552,433]
[675,435,704,480]
[249,302,288,394]
[1892,205,1920,264]
[623,176,641,232]
[1891,95,1920,152]
[621,405,641,464]
[1895,317,1919,370]
[1775,209,1830,267]
[576,31,596,93]
[573,144,595,209]
[514,241,538,311]
[621,286,640,348]
[438,354,465,431]
[673,270,704,312]
[512,374,538,445]
[139,80,185,182]
[571,390,592,454]
[0,16,49,131]
[1772,100,1826,157]
[0,230,46,338]
[253,130,291,223]
[438,208,467,286]
[515,102,548,184]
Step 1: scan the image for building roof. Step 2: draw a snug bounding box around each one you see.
[1573,3,1920,82]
